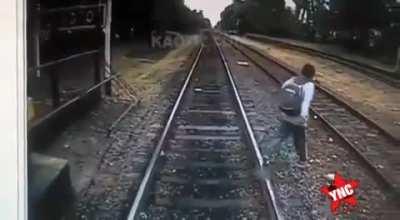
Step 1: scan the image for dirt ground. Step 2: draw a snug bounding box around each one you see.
[41,37,200,219]
[114,36,200,105]
[221,40,399,220]
[230,36,400,141]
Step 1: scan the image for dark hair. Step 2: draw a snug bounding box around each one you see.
[301,63,315,79]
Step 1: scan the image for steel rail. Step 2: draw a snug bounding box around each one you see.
[57,25,98,32]
[107,102,137,136]
[214,35,282,220]
[42,4,106,13]
[219,33,400,195]
[126,46,204,220]
[28,73,119,132]
[107,79,140,135]
[28,49,100,74]
[221,32,399,144]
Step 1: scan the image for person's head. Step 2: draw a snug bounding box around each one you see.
[301,63,316,80]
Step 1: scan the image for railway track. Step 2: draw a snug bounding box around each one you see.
[218,33,400,199]
[243,33,400,88]
[126,33,280,219]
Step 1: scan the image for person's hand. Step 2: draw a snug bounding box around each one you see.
[300,111,309,121]
[298,115,307,126]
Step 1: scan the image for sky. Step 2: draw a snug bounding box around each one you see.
[185,0,296,26]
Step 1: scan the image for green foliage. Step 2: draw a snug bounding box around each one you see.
[113,0,210,39]
[220,0,298,36]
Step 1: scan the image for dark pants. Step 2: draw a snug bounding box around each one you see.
[263,120,307,162]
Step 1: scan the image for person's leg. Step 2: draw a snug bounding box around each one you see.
[261,120,291,157]
[278,120,292,140]
[293,125,307,161]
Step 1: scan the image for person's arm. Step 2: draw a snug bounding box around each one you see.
[282,77,294,88]
[300,82,315,120]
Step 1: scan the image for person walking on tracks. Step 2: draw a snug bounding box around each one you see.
[263,63,316,164]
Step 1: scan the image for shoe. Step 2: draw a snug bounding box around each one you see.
[264,160,271,166]
[263,155,271,166]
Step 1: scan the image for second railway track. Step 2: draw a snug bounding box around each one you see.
[243,33,400,88]
[218,33,400,200]
[127,32,280,219]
